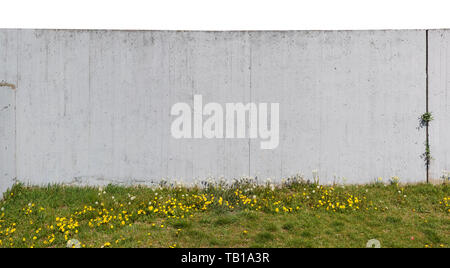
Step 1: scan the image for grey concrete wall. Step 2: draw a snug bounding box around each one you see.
[248,31,426,184]
[0,29,438,192]
[429,30,450,182]
[0,30,17,195]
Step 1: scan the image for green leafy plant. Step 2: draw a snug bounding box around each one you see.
[419,112,434,167]
[422,142,432,166]
[420,112,433,128]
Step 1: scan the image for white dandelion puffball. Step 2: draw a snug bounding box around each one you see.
[366,239,381,248]
[67,239,81,248]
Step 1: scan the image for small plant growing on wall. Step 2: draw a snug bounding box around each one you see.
[419,112,433,167]
[420,112,433,128]
[422,143,432,166]
[441,170,450,184]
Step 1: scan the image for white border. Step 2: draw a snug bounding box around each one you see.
[0,0,449,30]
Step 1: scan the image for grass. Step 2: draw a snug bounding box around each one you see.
[0,180,448,248]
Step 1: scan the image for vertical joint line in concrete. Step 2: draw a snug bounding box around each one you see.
[87,31,92,176]
[425,29,430,183]
[14,82,17,183]
[14,29,19,183]
[248,41,252,178]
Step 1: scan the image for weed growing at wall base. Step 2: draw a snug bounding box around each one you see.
[0,181,448,248]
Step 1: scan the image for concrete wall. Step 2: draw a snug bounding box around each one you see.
[2,29,447,192]
[248,31,425,184]
[0,30,17,195]
[429,30,450,182]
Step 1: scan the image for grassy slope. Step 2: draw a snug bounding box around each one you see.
[0,182,448,248]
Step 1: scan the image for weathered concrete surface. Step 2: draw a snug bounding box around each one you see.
[13,30,252,187]
[248,31,426,184]
[0,30,17,195]
[429,30,450,182]
[0,29,429,191]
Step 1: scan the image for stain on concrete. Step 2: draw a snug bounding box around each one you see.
[0,81,16,90]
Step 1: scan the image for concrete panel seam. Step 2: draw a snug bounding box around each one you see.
[425,30,430,183]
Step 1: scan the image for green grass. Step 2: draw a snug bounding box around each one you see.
[0,181,448,248]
